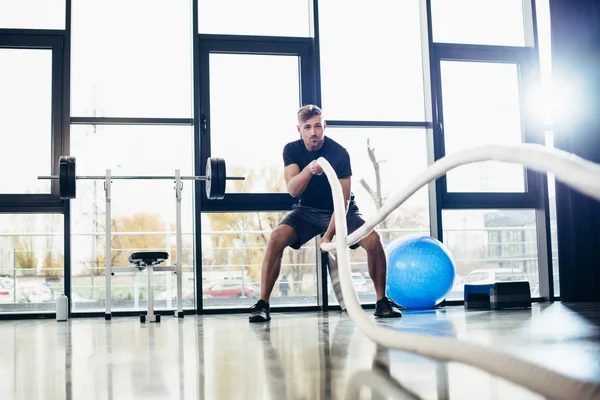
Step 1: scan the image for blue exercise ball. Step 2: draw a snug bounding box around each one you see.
[385,235,456,309]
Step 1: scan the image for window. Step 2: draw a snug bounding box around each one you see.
[70,0,193,118]
[0,0,65,29]
[69,125,195,312]
[442,209,539,301]
[198,0,310,37]
[318,0,426,121]
[0,214,64,314]
[208,53,301,194]
[440,61,526,193]
[201,212,318,309]
[0,49,53,194]
[326,128,430,229]
[431,0,527,46]
[325,128,431,304]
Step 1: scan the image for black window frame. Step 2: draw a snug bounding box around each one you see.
[431,43,543,210]
[196,34,317,212]
[0,30,67,212]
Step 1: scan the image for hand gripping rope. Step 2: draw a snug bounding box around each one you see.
[318,143,600,400]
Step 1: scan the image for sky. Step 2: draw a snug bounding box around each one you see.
[0,0,555,276]
[431,0,526,46]
[0,49,53,195]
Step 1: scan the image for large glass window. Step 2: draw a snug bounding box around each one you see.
[318,0,425,122]
[440,61,526,193]
[70,0,193,118]
[0,214,64,314]
[431,0,527,46]
[326,128,430,230]
[325,128,431,304]
[69,125,195,312]
[442,209,539,301]
[0,49,53,195]
[198,0,310,37]
[208,53,300,194]
[0,0,65,29]
[201,212,318,309]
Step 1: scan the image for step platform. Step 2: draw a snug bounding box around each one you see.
[464,281,531,310]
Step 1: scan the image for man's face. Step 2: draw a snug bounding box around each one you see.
[297,115,325,152]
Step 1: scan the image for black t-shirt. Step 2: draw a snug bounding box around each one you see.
[283,136,355,211]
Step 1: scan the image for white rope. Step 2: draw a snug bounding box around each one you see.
[344,369,421,400]
[317,143,600,400]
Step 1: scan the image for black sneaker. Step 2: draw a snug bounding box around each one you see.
[249,299,271,322]
[374,297,402,318]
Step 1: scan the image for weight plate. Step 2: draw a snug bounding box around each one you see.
[215,158,226,200]
[59,156,77,199]
[67,156,76,199]
[59,157,69,198]
[206,157,226,200]
[206,157,216,200]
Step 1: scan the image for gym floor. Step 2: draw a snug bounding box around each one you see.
[0,303,599,399]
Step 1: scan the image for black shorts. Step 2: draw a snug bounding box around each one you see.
[279,203,366,250]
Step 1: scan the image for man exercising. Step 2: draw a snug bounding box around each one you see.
[249,104,402,322]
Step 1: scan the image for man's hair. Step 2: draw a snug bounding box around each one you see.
[297,104,322,123]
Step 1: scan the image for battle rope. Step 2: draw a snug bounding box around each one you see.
[318,144,600,400]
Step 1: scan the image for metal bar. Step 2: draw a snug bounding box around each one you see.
[199,34,312,44]
[0,29,66,37]
[441,191,539,209]
[0,33,65,49]
[153,266,176,272]
[310,0,322,107]
[38,175,245,180]
[70,117,194,126]
[537,171,555,302]
[523,0,536,48]
[51,30,64,200]
[147,256,155,320]
[175,169,183,317]
[12,237,16,303]
[316,237,328,310]
[421,0,442,242]
[433,43,533,63]
[325,120,433,128]
[193,0,203,316]
[64,0,72,318]
[108,266,177,271]
[78,176,210,180]
[105,170,112,318]
[64,201,71,317]
[110,267,140,273]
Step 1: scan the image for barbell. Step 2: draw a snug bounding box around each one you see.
[38,156,245,200]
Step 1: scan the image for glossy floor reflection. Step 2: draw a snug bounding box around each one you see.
[1,302,599,400]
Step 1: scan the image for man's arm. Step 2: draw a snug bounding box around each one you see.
[322,177,351,241]
[284,161,322,197]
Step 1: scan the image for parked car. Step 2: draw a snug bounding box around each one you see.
[0,278,15,303]
[352,272,369,293]
[464,268,529,285]
[202,280,258,298]
[17,283,53,303]
[156,288,195,302]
